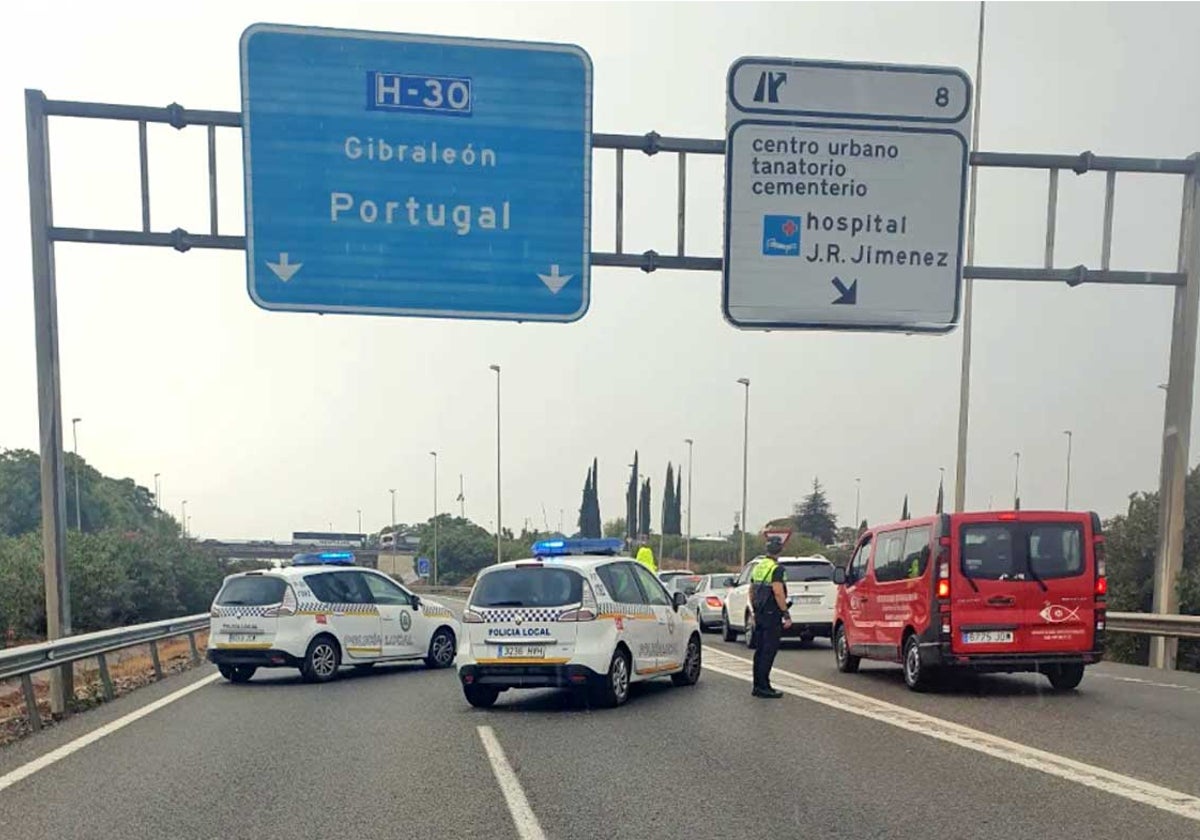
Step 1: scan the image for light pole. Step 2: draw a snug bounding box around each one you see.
[490,364,502,563]
[1063,430,1073,509]
[458,474,465,518]
[430,450,439,586]
[154,472,161,514]
[938,467,946,514]
[854,478,861,530]
[357,509,362,534]
[737,378,750,565]
[389,489,396,544]
[1012,452,1021,510]
[181,500,188,537]
[684,438,694,570]
[71,417,82,531]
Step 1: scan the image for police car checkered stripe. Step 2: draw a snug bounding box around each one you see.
[478,607,563,623]
[296,601,379,616]
[212,605,275,618]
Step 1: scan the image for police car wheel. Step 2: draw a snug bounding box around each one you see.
[228,665,256,684]
[671,635,702,687]
[425,628,456,669]
[834,624,860,673]
[593,649,631,708]
[301,635,341,683]
[744,612,758,650]
[721,611,737,642]
[464,685,500,708]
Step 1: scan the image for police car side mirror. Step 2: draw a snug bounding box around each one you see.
[672,591,688,610]
[833,567,847,586]
[411,595,422,610]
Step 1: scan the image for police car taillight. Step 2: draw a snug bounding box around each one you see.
[462,609,484,624]
[264,585,297,617]
[559,579,598,622]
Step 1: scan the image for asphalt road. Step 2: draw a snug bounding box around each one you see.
[1,596,1197,839]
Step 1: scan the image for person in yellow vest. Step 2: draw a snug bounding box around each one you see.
[635,541,657,574]
[749,536,792,698]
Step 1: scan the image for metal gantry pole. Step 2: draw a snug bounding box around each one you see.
[26,88,73,716]
[1012,452,1021,509]
[954,1,987,513]
[491,364,502,564]
[430,450,439,586]
[71,417,82,531]
[1063,430,1073,509]
[1151,155,1200,671]
[737,378,750,565]
[684,438,694,570]
[854,478,861,529]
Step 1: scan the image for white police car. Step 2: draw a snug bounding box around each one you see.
[207,552,460,683]
[457,538,703,708]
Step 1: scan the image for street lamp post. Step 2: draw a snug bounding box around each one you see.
[490,364,502,564]
[1063,430,1073,509]
[430,450,439,586]
[854,478,861,530]
[1013,452,1021,510]
[389,489,396,543]
[71,417,81,531]
[737,378,750,566]
[357,509,362,534]
[181,500,188,537]
[154,472,161,514]
[684,438,694,570]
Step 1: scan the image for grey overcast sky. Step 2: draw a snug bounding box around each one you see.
[1,1,1198,541]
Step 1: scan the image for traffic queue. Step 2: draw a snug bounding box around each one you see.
[205,508,1107,702]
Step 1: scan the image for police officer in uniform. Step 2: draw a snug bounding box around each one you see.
[749,537,791,699]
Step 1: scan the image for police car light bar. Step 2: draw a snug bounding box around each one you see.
[291,551,356,566]
[531,538,623,557]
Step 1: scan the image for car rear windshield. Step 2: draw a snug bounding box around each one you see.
[780,561,834,582]
[471,567,584,607]
[675,577,702,594]
[961,522,1085,580]
[216,576,286,606]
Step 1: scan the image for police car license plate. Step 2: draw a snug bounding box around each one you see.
[226,633,259,643]
[497,645,545,659]
[963,631,1013,644]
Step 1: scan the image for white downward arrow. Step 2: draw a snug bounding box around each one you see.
[537,264,574,294]
[266,252,302,282]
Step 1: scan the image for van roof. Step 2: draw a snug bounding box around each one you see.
[866,510,1092,533]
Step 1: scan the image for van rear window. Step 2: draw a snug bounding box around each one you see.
[471,567,584,607]
[961,523,1085,580]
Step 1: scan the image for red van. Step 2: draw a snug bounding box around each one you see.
[832,511,1106,691]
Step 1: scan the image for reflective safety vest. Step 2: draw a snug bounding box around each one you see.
[636,546,657,574]
[751,558,781,612]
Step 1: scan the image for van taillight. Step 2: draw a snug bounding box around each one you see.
[1095,576,1108,597]
[1093,535,1107,600]
[937,579,950,598]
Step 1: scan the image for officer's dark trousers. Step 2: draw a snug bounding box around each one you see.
[752,614,783,690]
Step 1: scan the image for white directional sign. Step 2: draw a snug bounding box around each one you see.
[723,58,972,332]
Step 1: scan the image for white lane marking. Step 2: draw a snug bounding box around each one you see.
[477,725,547,840]
[0,672,221,794]
[704,648,1200,823]
[1093,672,1200,694]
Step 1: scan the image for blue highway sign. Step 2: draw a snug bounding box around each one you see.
[416,557,431,577]
[240,25,593,321]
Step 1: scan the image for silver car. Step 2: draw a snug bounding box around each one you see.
[686,573,737,631]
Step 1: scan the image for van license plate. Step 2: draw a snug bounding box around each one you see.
[226,633,260,643]
[963,631,1013,644]
[498,645,545,659]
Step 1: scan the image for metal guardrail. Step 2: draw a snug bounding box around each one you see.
[1107,612,1200,640]
[0,613,208,732]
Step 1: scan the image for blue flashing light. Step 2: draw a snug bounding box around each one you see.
[292,551,356,566]
[531,538,623,558]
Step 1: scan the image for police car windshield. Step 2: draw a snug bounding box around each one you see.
[779,561,834,582]
[472,567,584,607]
[215,576,286,606]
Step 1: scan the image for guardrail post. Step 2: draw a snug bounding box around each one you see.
[96,653,115,701]
[20,674,42,731]
[148,640,163,679]
[187,631,200,665]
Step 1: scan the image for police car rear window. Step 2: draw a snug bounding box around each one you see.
[472,568,584,607]
[216,576,286,606]
[780,561,834,582]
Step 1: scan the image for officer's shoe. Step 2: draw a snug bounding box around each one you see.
[752,687,784,699]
